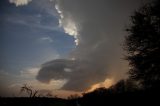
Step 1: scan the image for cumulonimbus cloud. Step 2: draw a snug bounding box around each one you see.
[36,0,142,91]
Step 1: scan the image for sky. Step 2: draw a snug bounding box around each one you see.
[0,0,150,98]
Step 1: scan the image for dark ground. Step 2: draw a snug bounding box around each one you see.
[0,92,159,106]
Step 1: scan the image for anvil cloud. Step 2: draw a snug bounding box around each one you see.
[37,0,143,91]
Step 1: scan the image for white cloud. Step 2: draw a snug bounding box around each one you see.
[55,4,79,45]
[62,19,78,37]
[9,0,32,6]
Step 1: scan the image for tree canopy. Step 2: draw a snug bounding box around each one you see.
[124,0,160,90]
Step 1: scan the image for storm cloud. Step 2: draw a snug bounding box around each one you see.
[37,0,144,91]
[37,59,107,91]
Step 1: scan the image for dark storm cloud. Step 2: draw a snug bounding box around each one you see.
[37,0,150,91]
[37,59,107,91]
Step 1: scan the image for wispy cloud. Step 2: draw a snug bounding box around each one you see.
[6,16,60,31]
[39,37,53,43]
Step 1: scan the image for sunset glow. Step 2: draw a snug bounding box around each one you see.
[87,79,114,92]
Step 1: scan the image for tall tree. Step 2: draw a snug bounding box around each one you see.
[124,0,160,90]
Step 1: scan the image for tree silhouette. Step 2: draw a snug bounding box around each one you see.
[107,79,138,94]
[20,84,39,98]
[124,0,160,90]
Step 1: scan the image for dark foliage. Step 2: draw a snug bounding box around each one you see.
[124,0,160,90]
